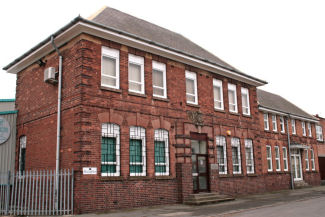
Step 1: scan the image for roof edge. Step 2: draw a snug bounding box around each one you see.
[3,16,267,86]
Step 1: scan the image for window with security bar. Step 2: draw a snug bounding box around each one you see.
[130,126,146,176]
[216,136,227,174]
[101,123,120,176]
[154,129,170,176]
[245,139,254,174]
[231,138,241,174]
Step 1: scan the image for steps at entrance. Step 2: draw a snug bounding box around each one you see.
[184,193,235,205]
[294,180,311,189]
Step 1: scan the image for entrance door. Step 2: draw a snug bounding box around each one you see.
[291,149,303,181]
[191,140,209,193]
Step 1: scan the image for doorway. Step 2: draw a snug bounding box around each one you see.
[191,139,209,193]
[291,149,303,181]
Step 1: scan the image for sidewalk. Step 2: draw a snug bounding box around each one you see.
[80,186,325,217]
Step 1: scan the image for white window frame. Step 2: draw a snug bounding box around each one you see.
[280,116,285,133]
[128,54,145,94]
[272,114,277,132]
[311,149,315,171]
[316,125,323,141]
[308,122,312,137]
[129,126,146,176]
[152,61,167,98]
[216,136,227,174]
[302,121,306,136]
[101,46,120,89]
[305,149,309,171]
[101,123,120,176]
[241,87,250,115]
[291,119,296,135]
[245,139,254,174]
[231,138,241,174]
[264,113,269,130]
[228,83,238,113]
[275,146,281,171]
[154,129,170,176]
[266,145,273,172]
[213,79,224,110]
[283,147,288,171]
[185,71,198,105]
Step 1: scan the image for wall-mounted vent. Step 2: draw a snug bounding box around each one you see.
[44,67,58,84]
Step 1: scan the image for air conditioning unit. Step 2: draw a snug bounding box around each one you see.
[44,67,58,84]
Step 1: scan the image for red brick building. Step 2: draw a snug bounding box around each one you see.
[315,115,325,181]
[2,7,322,214]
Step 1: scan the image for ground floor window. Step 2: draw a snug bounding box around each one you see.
[130,126,146,176]
[275,146,281,171]
[216,136,227,174]
[245,139,254,174]
[305,149,309,171]
[311,149,315,171]
[19,136,27,174]
[101,123,120,176]
[154,129,169,176]
[231,138,241,174]
[283,147,288,171]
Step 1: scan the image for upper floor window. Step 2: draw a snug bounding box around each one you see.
[316,125,323,141]
[185,71,198,105]
[228,84,238,113]
[154,129,169,176]
[264,113,269,130]
[152,61,167,98]
[231,138,241,174]
[302,121,306,136]
[308,122,312,137]
[101,47,120,89]
[304,149,309,171]
[101,123,120,176]
[291,119,296,135]
[311,149,315,171]
[129,126,146,176]
[128,54,145,94]
[245,139,254,174]
[241,87,250,115]
[275,146,281,171]
[272,114,277,132]
[216,136,227,174]
[283,147,288,171]
[19,136,27,174]
[280,116,285,133]
[213,79,224,110]
[266,145,272,172]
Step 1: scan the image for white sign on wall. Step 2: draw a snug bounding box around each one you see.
[83,167,97,175]
[0,117,10,144]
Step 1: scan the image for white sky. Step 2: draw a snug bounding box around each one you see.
[0,0,324,116]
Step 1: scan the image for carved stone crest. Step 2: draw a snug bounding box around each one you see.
[187,111,203,126]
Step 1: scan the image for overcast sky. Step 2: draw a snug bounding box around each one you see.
[0,0,324,116]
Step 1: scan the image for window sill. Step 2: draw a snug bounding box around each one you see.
[155,176,174,180]
[128,92,147,98]
[247,173,257,177]
[229,112,239,116]
[232,174,244,177]
[242,114,252,118]
[101,86,122,93]
[186,103,200,108]
[214,108,225,113]
[128,176,151,181]
[153,96,170,102]
[100,176,124,181]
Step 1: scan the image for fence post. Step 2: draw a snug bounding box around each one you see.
[5,171,10,215]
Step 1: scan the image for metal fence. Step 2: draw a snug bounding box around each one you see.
[0,169,73,216]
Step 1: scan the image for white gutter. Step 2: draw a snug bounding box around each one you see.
[5,21,266,87]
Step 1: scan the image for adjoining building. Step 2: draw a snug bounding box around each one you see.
[2,6,322,214]
[315,115,325,183]
[0,99,17,183]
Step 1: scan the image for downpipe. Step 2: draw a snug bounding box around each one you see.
[51,35,62,209]
[286,115,295,190]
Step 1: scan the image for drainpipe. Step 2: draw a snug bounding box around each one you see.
[286,115,295,190]
[51,35,62,209]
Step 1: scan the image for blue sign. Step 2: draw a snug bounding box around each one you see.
[0,117,10,144]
